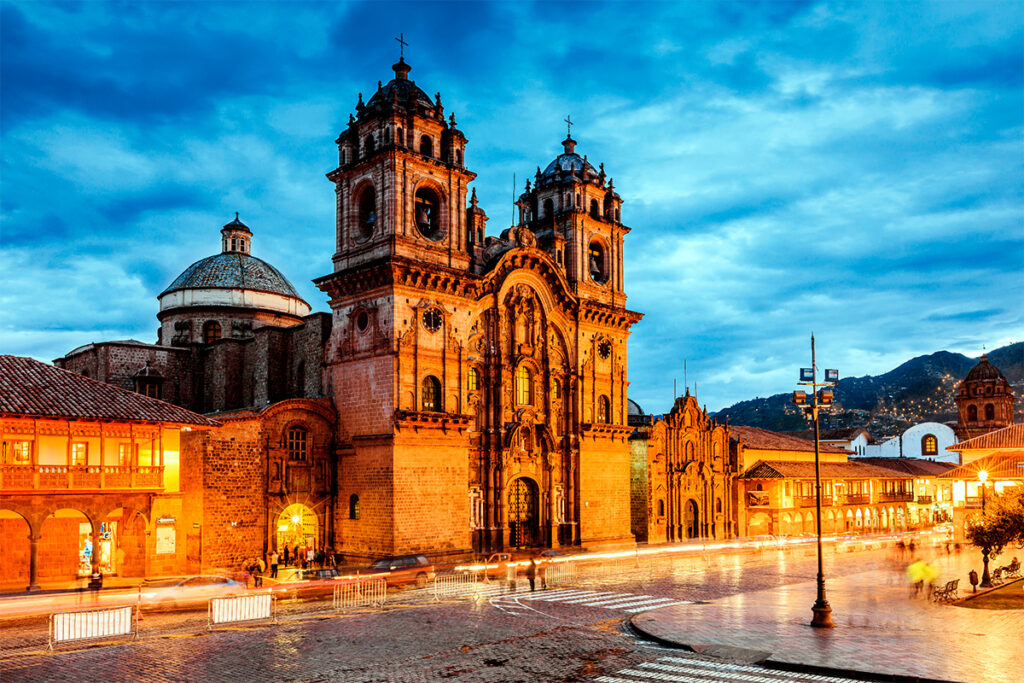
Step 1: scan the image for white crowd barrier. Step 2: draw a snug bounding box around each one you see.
[208,591,276,630]
[543,560,577,587]
[48,604,137,650]
[433,572,483,601]
[333,578,387,610]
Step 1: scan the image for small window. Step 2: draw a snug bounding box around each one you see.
[349,494,360,520]
[985,403,995,420]
[968,405,978,421]
[422,375,442,412]
[71,442,88,466]
[287,427,308,461]
[657,499,665,517]
[597,395,610,424]
[419,135,433,157]
[921,435,938,456]
[468,367,480,391]
[590,199,599,218]
[542,198,554,219]
[356,311,369,332]
[551,378,560,399]
[455,149,463,165]
[516,366,532,405]
[396,127,403,145]
[357,185,376,239]
[364,135,375,156]
[203,320,221,344]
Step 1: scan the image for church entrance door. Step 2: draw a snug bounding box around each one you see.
[277,503,318,553]
[508,478,539,548]
[684,499,699,539]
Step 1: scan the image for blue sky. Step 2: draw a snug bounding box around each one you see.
[2,1,1022,413]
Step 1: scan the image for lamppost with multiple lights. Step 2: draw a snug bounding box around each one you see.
[792,334,838,629]
[978,469,992,588]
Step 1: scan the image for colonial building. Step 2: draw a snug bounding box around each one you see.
[942,423,1024,540]
[629,393,735,543]
[50,56,642,569]
[0,356,216,590]
[954,354,1015,441]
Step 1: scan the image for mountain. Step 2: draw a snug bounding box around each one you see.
[713,342,1024,439]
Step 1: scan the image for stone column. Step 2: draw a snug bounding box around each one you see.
[27,532,42,591]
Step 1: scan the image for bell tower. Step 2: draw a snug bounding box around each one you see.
[327,57,477,273]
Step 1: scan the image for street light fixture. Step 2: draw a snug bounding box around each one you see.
[792,333,837,629]
[977,469,992,588]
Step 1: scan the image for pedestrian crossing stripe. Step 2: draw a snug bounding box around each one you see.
[596,656,865,683]
[502,589,693,612]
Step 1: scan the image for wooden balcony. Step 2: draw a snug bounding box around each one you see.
[0,465,164,492]
[879,492,913,503]
[798,496,833,508]
[916,495,934,505]
[843,494,871,505]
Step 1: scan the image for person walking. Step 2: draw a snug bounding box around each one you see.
[538,557,548,590]
[270,550,279,579]
[527,557,538,592]
[282,545,290,567]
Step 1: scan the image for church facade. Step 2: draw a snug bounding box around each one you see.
[56,57,641,568]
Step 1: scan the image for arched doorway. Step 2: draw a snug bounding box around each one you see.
[40,508,93,581]
[684,499,699,539]
[277,503,318,553]
[508,477,539,548]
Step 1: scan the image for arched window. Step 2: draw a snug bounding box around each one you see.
[287,427,308,461]
[516,366,532,405]
[357,185,376,239]
[349,494,360,520]
[657,499,665,517]
[419,135,433,157]
[396,127,403,145]
[968,405,978,421]
[985,385,993,395]
[422,375,442,412]
[588,240,608,284]
[468,367,480,391]
[414,187,442,240]
[921,434,938,456]
[455,149,463,166]
[551,378,561,400]
[542,198,554,219]
[716,498,723,514]
[203,321,221,344]
[597,395,610,424]
[985,403,995,420]
[364,135,375,156]
[590,199,600,218]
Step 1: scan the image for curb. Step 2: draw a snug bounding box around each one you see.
[627,615,960,683]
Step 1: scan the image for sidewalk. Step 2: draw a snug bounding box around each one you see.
[631,551,1023,683]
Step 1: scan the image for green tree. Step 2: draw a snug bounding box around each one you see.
[965,486,1024,586]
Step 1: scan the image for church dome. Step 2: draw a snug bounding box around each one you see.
[964,355,1008,383]
[162,253,302,299]
[365,59,435,112]
[540,135,600,183]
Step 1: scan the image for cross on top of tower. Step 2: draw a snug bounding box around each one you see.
[564,114,573,138]
[395,32,408,60]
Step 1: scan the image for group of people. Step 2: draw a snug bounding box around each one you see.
[507,556,548,592]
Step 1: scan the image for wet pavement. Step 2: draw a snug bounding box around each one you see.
[631,551,1024,683]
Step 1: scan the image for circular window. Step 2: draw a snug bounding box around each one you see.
[356,311,369,332]
[422,308,443,333]
[598,340,612,360]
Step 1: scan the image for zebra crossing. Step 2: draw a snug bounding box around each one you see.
[596,655,865,683]
[488,587,693,615]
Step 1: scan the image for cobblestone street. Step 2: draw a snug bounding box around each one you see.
[3,544,1010,682]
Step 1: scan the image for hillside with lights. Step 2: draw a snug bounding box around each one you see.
[714,342,1024,439]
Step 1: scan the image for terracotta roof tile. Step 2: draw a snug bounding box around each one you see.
[937,451,1024,480]
[853,457,956,477]
[949,423,1024,451]
[0,355,218,426]
[741,460,913,480]
[730,425,850,454]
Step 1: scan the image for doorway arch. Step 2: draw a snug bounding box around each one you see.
[508,477,539,548]
[684,499,699,539]
[277,503,318,552]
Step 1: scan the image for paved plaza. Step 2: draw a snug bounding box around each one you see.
[1,545,1018,682]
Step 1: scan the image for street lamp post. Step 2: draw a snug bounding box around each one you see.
[978,469,992,588]
[792,334,838,629]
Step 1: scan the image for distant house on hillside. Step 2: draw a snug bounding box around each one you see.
[783,427,874,457]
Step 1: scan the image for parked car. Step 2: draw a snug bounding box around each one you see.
[270,567,346,600]
[367,555,435,588]
[480,553,513,579]
[140,575,245,609]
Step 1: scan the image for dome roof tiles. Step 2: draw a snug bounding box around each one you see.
[161,252,303,300]
[964,355,1009,383]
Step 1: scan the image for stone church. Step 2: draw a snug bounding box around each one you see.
[57,56,642,567]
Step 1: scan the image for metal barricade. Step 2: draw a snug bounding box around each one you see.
[208,591,276,630]
[48,604,138,650]
[543,560,577,587]
[432,572,483,601]
[333,578,387,610]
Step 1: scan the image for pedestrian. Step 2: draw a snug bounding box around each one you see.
[538,557,548,590]
[327,550,337,568]
[307,547,315,568]
[282,545,290,567]
[294,544,300,566]
[527,557,537,592]
[315,548,325,568]
[906,558,925,597]
[270,550,279,579]
[253,562,263,588]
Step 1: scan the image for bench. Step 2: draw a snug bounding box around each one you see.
[991,567,1004,585]
[1001,560,1021,579]
[932,578,959,603]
